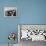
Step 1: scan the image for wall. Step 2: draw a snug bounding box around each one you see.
[0,0,20,44]
[20,0,46,24]
[0,0,46,44]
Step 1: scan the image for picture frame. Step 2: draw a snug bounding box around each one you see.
[18,24,46,42]
[4,7,17,17]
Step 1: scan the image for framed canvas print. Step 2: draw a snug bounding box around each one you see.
[18,24,46,41]
[4,7,17,16]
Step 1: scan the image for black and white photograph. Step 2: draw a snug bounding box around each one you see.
[18,25,46,46]
[18,25,46,41]
[4,7,17,16]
